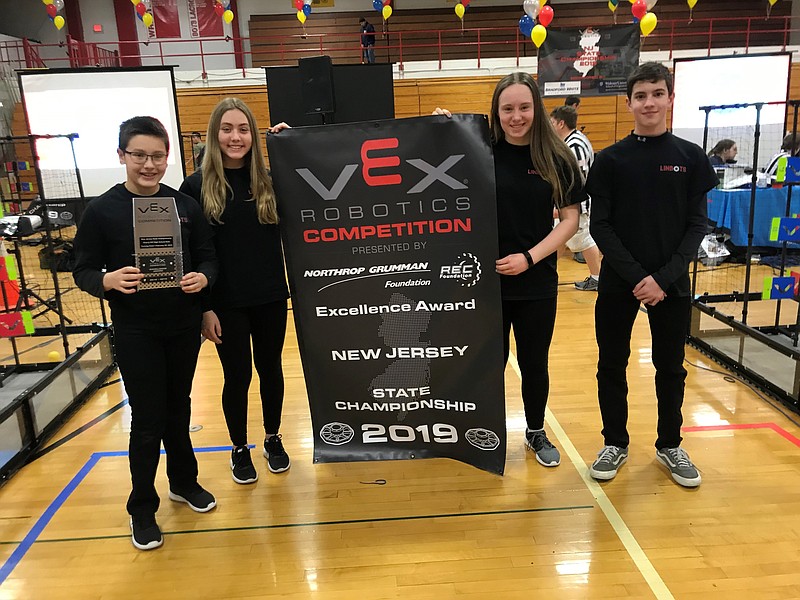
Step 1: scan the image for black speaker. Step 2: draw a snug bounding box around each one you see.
[299,55,335,115]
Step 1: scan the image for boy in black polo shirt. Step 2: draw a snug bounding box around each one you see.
[585,62,717,487]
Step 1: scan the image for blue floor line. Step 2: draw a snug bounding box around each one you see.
[0,453,101,586]
[0,445,238,587]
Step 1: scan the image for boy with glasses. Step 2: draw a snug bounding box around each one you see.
[73,116,219,550]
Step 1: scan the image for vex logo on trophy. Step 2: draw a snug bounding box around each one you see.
[132,197,184,290]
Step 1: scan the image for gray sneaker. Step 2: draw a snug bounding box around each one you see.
[589,445,628,480]
[574,276,599,291]
[525,430,561,466]
[656,447,701,487]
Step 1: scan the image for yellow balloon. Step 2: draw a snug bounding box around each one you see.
[223,9,234,23]
[687,0,697,7]
[454,3,465,19]
[297,10,306,24]
[142,12,153,27]
[531,24,547,48]
[54,15,65,30]
[640,11,657,36]
[42,0,54,5]
[768,0,778,5]
[131,0,140,4]
[382,5,392,20]
[608,0,617,12]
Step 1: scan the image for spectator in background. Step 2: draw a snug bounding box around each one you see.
[565,95,581,111]
[550,105,601,292]
[707,139,737,166]
[359,17,376,63]
[764,133,800,177]
[191,131,205,169]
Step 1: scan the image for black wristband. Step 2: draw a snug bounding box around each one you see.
[523,250,534,268]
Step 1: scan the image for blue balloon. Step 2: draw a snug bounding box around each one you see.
[519,14,534,37]
[302,4,311,15]
[632,16,639,23]
[373,0,382,11]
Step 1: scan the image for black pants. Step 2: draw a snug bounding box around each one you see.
[215,300,287,447]
[502,297,558,430]
[595,292,690,450]
[114,325,201,518]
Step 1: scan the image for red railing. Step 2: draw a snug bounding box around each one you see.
[65,35,120,68]
[1,15,796,76]
[22,39,45,69]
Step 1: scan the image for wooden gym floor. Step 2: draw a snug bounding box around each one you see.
[0,256,799,599]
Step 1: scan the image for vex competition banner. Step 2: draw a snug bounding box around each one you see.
[267,115,506,474]
[538,24,640,97]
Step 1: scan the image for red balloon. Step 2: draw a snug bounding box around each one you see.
[46,4,57,17]
[136,2,146,15]
[631,0,647,20]
[539,5,554,27]
[294,0,303,10]
[461,0,471,5]
[383,0,391,5]
[215,2,225,16]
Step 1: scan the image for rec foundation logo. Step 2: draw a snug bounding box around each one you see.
[440,252,481,287]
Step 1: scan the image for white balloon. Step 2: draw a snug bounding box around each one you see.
[54,0,64,10]
[523,0,541,20]
[646,0,658,9]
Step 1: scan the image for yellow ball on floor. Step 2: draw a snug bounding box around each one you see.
[47,351,62,362]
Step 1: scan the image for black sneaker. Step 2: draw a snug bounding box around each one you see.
[231,445,258,484]
[263,434,291,473]
[130,514,163,551]
[168,485,217,512]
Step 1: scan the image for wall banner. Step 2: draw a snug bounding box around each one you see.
[538,24,640,97]
[151,0,181,39]
[187,0,223,38]
[267,115,506,475]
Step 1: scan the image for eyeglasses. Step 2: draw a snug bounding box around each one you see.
[123,150,168,165]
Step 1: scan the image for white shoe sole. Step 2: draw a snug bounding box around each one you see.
[168,491,217,512]
[589,455,627,480]
[230,459,258,484]
[524,440,561,467]
[263,449,291,473]
[655,453,702,488]
[129,517,163,551]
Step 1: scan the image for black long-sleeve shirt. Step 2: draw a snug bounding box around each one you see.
[73,183,218,331]
[586,132,718,296]
[180,168,289,311]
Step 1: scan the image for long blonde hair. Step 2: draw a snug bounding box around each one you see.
[201,97,278,224]
[489,72,579,208]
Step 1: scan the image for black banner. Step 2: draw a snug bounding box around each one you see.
[267,115,506,474]
[538,24,640,98]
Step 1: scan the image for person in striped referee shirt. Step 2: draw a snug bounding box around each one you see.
[550,105,601,291]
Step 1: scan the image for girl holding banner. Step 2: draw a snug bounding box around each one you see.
[180,98,291,484]
[436,72,585,467]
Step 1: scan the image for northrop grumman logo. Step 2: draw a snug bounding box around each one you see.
[440,252,481,287]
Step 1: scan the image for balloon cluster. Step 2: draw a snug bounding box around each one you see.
[214,0,235,25]
[131,0,154,29]
[454,0,471,21]
[42,0,66,31]
[295,0,311,24]
[373,0,392,21]
[518,0,553,49]
[631,0,657,37]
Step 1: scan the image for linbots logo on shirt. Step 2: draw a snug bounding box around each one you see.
[659,164,688,173]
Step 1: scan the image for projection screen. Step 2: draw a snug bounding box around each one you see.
[18,67,184,198]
